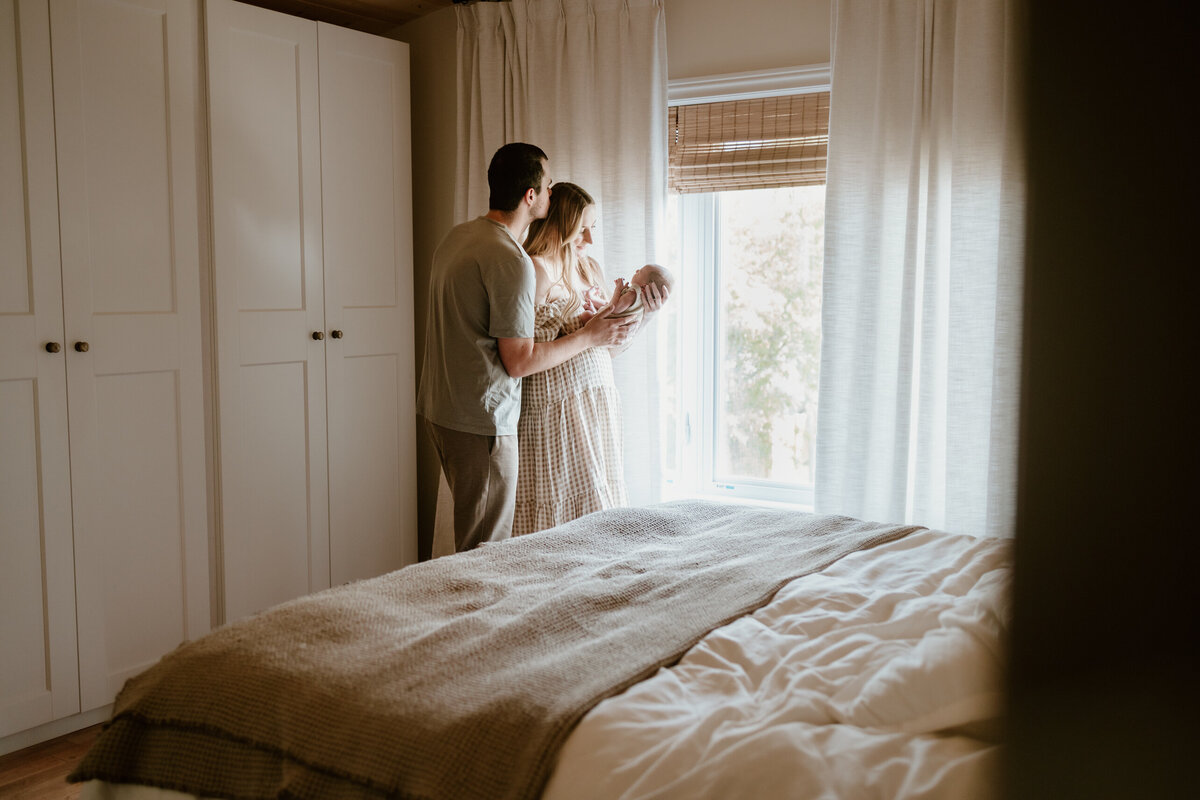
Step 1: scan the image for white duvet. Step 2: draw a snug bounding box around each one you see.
[542,528,1011,800]
[81,528,1010,800]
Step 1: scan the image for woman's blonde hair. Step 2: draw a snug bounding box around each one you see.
[523,182,604,316]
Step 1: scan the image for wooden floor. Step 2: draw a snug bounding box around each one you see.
[0,725,101,800]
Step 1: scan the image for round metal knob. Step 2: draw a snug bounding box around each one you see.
[74,341,89,352]
[312,331,325,340]
[45,342,61,353]
[330,329,343,339]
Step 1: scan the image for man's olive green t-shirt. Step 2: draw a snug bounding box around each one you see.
[417,217,535,436]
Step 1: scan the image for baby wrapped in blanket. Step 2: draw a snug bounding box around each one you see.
[581,263,675,323]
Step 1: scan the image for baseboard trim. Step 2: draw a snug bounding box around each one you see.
[0,705,111,757]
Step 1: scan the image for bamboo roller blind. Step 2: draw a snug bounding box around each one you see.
[668,91,830,193]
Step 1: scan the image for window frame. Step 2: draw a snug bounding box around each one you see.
[662,65,831,510]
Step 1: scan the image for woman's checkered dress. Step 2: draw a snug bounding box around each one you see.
[512,299,627,536]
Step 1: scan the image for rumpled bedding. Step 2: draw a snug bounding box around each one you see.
[79,524,1009,800]
[542,528,1010,800]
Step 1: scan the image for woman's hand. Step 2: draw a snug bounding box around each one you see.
[641,281,669,316]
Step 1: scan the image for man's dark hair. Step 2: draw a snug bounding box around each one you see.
[488,142,548,212]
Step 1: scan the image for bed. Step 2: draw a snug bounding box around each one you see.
[70,499,1011,800]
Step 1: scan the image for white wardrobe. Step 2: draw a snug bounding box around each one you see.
[207,0,417,623]
[1,0,416,748]
[1,0,210,739]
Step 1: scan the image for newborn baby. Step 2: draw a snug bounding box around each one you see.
[581,263,675,323]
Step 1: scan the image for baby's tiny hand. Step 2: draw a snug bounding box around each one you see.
[582,284,605,313]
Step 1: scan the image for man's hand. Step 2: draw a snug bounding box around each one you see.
[580,303,638,348]
[497,303,637,378]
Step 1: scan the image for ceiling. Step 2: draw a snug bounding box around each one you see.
[243,0,459,36]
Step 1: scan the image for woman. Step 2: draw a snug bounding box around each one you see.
[512,182,667,536]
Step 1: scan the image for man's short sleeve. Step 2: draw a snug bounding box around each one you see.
[484,253,536,339]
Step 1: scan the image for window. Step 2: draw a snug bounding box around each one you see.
[658,73,830,508]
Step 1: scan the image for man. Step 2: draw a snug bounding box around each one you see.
[417,143,635,552]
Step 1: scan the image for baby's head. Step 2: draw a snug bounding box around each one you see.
[631,263,675,295]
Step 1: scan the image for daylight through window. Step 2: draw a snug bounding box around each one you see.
[659,86,829,507]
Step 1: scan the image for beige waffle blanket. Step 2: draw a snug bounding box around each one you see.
[70,501,919,800]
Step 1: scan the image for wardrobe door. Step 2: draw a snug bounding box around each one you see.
[207,0,330,621]
[318,22,418,584]
[0,0,79,737]
[49,0,211,711]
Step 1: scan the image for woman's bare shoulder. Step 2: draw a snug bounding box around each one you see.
[530,255,559,302]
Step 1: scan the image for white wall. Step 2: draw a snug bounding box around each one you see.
[665,0,829,78]
[391,8,458,555]
[394,0,832,558]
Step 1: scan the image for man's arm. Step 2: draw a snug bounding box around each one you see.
[497,307,636,378]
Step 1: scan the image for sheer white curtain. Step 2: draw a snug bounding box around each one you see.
[815,0,1024,538]
[434,0,668,555]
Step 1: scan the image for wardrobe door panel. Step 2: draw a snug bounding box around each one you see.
[0,0,78,738]
[207,0,329,621]
[221,362,316,616]
[89,372,189,665]
[49,0,210,711]
[318,23,417,585]
[63,0,173,312]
